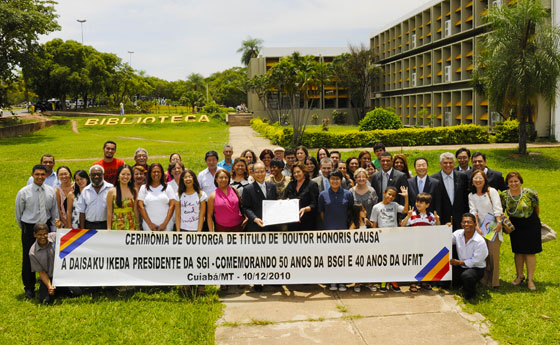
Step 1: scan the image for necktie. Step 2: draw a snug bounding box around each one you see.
[382,173,389,192]
[323,177,330,190]
[446,175,454,205]
[418,179,424,193]
[38,186,48,223]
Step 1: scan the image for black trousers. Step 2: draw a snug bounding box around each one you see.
[21,222,37,291]
[84,220,106,230]
[452,266,484,299]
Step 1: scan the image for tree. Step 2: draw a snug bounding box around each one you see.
[237,36,263,66]
[473,0,560,154]
[0,0,59,104]
[332,44,382,122]
[186,72,205,92]
[267,52,325,146]
[206,67,247,107]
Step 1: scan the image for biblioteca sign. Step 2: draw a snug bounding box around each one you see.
[84,115,210,126]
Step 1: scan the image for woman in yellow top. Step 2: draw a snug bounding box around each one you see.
[106,164,138,230]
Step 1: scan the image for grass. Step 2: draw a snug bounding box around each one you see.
[338,147,560,345]
[0,118,228,344]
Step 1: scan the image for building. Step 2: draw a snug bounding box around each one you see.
[370,0,555,137]
[247,47,354,123]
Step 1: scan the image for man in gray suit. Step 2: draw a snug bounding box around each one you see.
[312,158,349,192]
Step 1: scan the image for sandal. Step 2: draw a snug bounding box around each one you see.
[409,284,419,293]
[512,276,525,286]
[527,281,536,291]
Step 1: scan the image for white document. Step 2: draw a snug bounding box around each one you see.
[262,199,300,226]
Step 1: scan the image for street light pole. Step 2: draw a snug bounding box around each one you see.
[76,19,86,44]
[128,51,134,66]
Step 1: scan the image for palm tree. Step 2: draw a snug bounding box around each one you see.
[186,73,205,92]
[473,0,560,154]
[237,37,263,66]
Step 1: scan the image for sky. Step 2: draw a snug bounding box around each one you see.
[41,0,426,81]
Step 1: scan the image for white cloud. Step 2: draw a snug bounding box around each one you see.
[42,0,423,80]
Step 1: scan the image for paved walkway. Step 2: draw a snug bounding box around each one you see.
[215,285,497,345]
[228,126,560,154]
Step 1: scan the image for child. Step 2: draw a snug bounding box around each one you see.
[400,192,441,292]
[369,186,409,292]
[349,203,372,292]
[28,223,57,303]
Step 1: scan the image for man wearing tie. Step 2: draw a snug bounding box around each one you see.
[430,152,469,230]
[371,152,409,206]
[468,152,507,191]
[242,162,278,232]
[408,157,442,215]
[15,165,59,299]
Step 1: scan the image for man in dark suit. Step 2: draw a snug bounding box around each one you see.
[430,152,469,230]
[371,152,409,205]
[468,152,506,191]
[408,157,442,216]
[455,147,472,174]
[242,162,278,232]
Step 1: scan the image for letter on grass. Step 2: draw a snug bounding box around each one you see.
[198,115,210,122]
[85,119,98,126]
[185,115,196,122]
[106,118,119,125]
[171,116,182,123]
[143,117,155,124]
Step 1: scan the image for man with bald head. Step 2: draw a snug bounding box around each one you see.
[76,165,113,229]
[242,162,278,232]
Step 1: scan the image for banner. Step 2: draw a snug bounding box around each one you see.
[53,226,452,287]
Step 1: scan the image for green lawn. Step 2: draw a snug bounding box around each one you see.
[0,118,228,344]
[338,148,560,345]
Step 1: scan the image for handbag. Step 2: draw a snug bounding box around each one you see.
[541,223,557,243]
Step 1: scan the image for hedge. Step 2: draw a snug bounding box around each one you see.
[251,118,493,148]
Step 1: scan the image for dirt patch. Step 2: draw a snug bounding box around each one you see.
[19,114,49,122]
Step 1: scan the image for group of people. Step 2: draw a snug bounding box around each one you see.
[15,141,543,302]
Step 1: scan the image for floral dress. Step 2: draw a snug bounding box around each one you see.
[111,198,137,230]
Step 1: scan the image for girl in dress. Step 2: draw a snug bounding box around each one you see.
[55,166,73,228]
[175,169,207,232]
[66,170,90,228]
[106,164,138,230]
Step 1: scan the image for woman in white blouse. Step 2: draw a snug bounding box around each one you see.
[138,163,177,231]
[468,169,503,288]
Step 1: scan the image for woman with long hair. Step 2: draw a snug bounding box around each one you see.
[316,147,330,163]
[138,163,177,231]
[468,169,503,288]
[304,156,319,179]
[66,170,90,228]
[358,150,372,169]
[346,156,360,182]
[107,164,138,230]
[176,169,207,232]
[55,166,73,228]
[393,153,412,179]
[259,149,274,176]
[284,162,319,231]
[167,161,185,195]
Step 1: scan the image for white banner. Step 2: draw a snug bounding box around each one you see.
[53,226,452,287]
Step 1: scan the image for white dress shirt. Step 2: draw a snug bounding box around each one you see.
[27,171,60,188]
[197,167,223,198]
[76,181,113,222]
[452,230,488,268]
[468,187,504,242]
[15,183,59,229]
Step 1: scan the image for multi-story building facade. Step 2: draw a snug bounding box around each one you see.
[247,47,354,122]
[370,0,555,137]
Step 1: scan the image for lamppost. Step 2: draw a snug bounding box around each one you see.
[128,51,134,66]
[76,19,86,44]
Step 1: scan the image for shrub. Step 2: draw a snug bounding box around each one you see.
[251,118,489,148]
[331,110,348,125]
[494,119,519,143]
[359,107,403,131]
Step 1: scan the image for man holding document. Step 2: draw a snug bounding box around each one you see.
[242,162,278,232]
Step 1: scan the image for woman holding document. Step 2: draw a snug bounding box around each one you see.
[284,162,319,231]
[468,169,503,288]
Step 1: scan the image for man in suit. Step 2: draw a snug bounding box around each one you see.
[468,152,507,191]
[408,157,442,216]
[242,162,278,232]
[455,147,473,174]
[312,158,349,192]
[371,152,409,205]
[430,152,469,230]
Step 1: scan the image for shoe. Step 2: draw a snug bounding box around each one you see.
[367,283,378,292]
[338,284,347,292]
[353,285,361,293]
[527,281,536,291]
[24,289,35,299]
[389,282,401,292]
[379,283,387,292]
[409,284,419,293]
[420,283,432,290]
[512,276,525,286]
[329,284,338,291]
